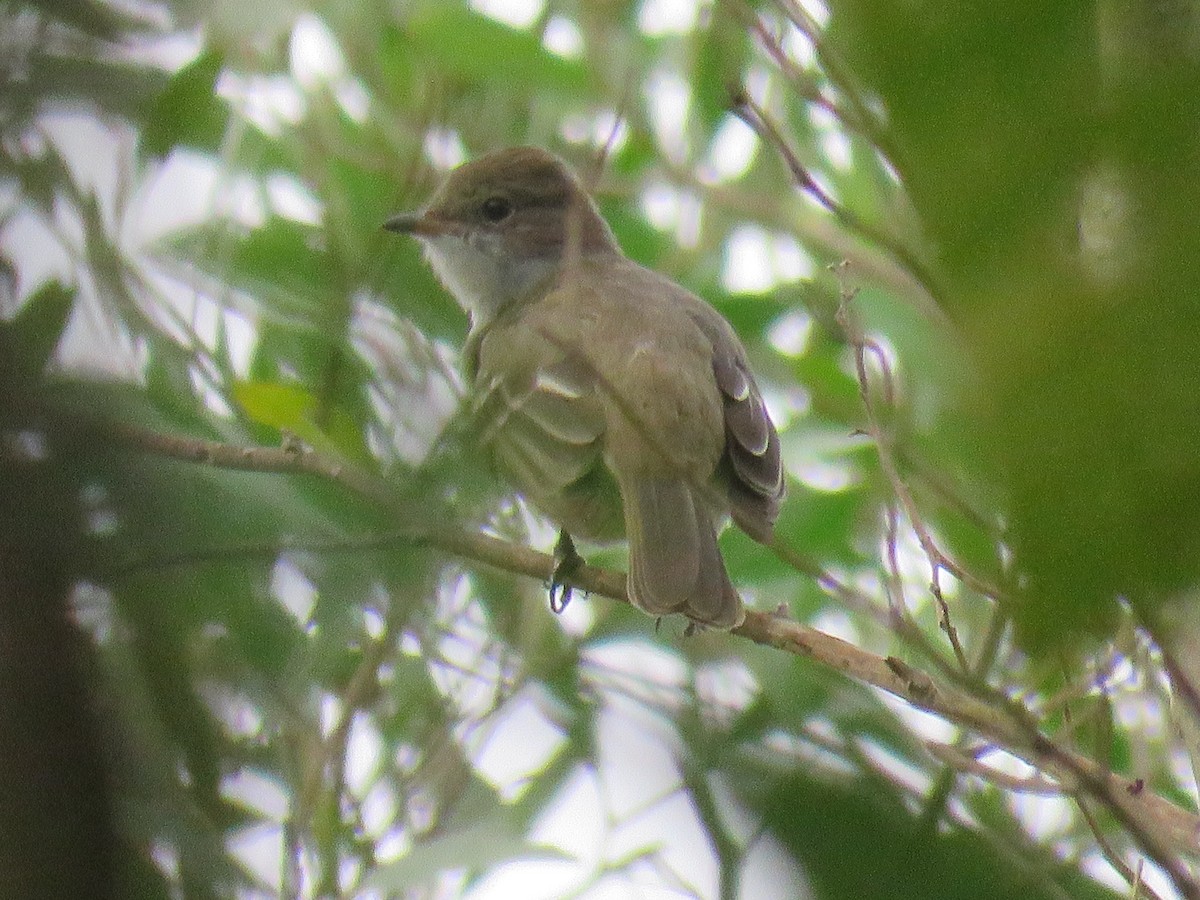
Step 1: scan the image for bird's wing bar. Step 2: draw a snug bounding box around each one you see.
[711,348,785,539]
[473,356,607,497]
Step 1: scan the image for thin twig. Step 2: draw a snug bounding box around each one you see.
[832,270,973,670]
[925,741,1063,796]
[730,5,854,131]
[1077,797,1166,900]
[769,0,899,163]
[882,503,907,621]
[832,263,998,616]
[970,604,1010,680]
[1137,606,1200,734]
[767,536,962,682]
[730,90,943,305]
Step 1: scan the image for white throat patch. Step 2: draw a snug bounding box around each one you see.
[420,234,555,325]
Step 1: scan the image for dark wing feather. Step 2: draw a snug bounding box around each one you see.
[712,347,785,541]
[621,474,744,628]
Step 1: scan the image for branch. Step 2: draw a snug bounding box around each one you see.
[1078,796,1168,900]
[102,419,393,506]
[824,281,1200,895]
[96,420,1200,886]
[924,741,1062,796]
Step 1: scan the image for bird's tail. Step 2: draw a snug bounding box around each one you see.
[620,475,744,629]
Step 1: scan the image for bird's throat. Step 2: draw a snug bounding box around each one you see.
[421,235,558,326]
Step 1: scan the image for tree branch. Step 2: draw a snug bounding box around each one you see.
[94,418,1200,877]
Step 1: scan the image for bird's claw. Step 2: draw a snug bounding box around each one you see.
[548,530,583,614]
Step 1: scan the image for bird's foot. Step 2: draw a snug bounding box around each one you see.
[548,530,584,614]
[656,617,701,637]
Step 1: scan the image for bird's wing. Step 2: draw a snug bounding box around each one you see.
[710,340,785,542]
[472,351,614,534]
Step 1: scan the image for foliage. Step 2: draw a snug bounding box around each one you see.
[2,0,1199,898]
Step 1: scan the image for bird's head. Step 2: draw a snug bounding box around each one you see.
[385,147,617,323]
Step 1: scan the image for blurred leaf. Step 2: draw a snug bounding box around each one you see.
[234,379,315,431]
[116,575,229,807]
[377,241,470,341]
[829,1,1200,650]
[234,380,371,460]
[0,280,75,380]
[326,157,390,253]
[162,217,336,327]
[142,50,228,157]
[377,24,419,102]
[599,197,675,269]
[28,0,140,38]
[704,289,782,342]
[3,139,76,215]
[362,812,568,892]
[693,12,752,132]
[724,477,868,580]
[827,4,1097,281]
[25,53,167,122]
[401,6,589,98]
[99,632,257,895]
[743,767,1119,900]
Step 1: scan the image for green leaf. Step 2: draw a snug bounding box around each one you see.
[773,477,869,564]
[142,50,228,157]
[793,350,862,424]
[361,813,568,892]
[693,9,752,132]
[0,280,75,380]
[325,154,402,270]
[376,244,471,341]
[235,380,315,430]
[30,54,168,123]
[377,24,420,104]
[161,217,335,328]
[599,198,674,269]
[233,380,369,460]
[7,140,76,215]
[742,766,1121,900]
[401,6,590,98]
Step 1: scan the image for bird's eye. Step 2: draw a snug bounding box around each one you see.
[480,196,513,223]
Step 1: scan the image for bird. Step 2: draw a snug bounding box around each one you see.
[384,146,784,629]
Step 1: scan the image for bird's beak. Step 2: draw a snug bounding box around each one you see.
[382,211,423,234]
[383,210,454,238]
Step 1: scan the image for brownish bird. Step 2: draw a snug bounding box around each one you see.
[386,147,784,628]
